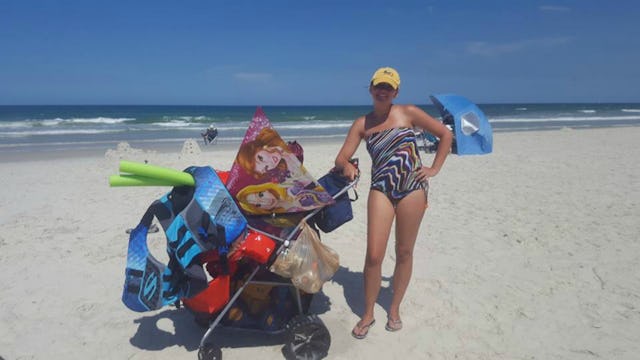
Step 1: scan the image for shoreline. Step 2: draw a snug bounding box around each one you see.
[0,134,349,163]
[1,123,639,163]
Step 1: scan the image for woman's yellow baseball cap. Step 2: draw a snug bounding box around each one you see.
[371,67,400,89]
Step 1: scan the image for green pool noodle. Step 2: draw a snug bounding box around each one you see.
[109,174,183,187]
[119,160,195,186]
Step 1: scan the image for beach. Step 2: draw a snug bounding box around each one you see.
[1,126,639,360]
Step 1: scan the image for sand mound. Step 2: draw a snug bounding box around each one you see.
[104,142,157,161]
[180,138,202,156]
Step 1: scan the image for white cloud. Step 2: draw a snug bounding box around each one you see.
[466,37,572,56]
[539,5,571,12]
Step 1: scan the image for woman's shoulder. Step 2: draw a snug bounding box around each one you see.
[394,104,431,126]
[393,103,421,113]
[352,115,367,133]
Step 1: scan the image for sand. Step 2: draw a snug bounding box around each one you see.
[1,127,639,360]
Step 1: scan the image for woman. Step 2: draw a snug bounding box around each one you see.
[334,67,452,339]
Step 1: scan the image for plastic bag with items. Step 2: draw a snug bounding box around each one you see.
[269,222,339,293]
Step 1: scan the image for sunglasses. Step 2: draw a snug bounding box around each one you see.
[373,83,396,91]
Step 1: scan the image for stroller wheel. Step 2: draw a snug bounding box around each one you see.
[198,343,222,360]
[283,314,331,360]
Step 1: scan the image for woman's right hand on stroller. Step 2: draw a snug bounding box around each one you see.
[338,158,360,182]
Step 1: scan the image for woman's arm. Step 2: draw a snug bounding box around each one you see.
[334,116,365,181]
[407,105,453,178]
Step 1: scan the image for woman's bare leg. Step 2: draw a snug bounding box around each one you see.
[388,190,426,323]
[353,190,395,336]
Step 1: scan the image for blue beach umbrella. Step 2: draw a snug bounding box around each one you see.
[429,94,493,155]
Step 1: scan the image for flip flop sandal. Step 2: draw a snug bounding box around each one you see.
[385,318,403,332]
[351,319,376,339]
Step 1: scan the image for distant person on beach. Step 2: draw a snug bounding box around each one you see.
[333,67,452,339]
[201,124,218,145]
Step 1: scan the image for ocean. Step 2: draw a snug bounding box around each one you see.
[1,103,640,153]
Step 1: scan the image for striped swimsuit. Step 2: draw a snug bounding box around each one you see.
[366,127,428,203]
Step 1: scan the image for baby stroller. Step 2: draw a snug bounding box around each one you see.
[193,165,358,360]
[120,162,359,360]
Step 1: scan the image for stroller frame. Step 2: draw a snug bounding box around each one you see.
[196,174,359,360]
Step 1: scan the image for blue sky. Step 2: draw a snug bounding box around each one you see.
[1,0,639,105]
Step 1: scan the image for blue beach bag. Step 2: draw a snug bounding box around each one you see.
[312,170,358,233]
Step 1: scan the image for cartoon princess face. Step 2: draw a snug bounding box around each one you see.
[236,184,288,215]
[254,147,284,174]
[236,180,333,216]
[244,189,279,210]
[236,128,295,181]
